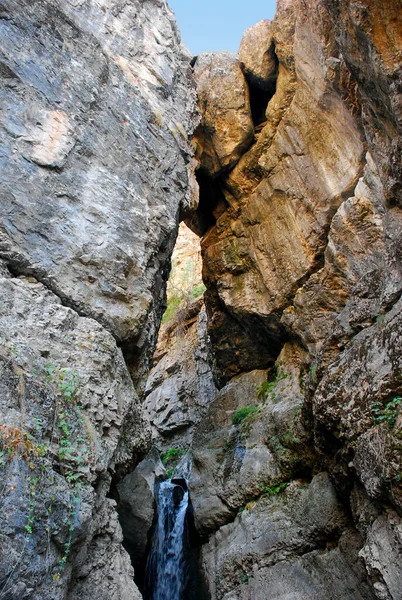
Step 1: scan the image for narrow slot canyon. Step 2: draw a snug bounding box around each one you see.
[0,1,401,600]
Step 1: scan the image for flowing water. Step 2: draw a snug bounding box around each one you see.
[145,480,189,600]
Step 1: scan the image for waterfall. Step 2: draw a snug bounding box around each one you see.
[145,480,189,600]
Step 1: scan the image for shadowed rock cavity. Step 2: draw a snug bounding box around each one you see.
[239,20,279,127]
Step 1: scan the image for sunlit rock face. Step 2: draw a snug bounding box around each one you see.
[193,0,401,387]
[193,52,254,178]
[143,223,215,450]
[0,0,199,384]
[190,1,402,599]
[0,0,198,598]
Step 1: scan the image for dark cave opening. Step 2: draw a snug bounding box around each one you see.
[249,83,277,126]
[244,42,279,128]
[184,168,229,237]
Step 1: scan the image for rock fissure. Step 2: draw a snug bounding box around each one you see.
[1,0,401,599]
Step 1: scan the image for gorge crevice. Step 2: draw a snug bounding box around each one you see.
[0,0,401,599]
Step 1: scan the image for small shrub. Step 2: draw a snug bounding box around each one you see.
[260,479,289,497]
[257,367,288,400]
[161,295,182,324]
[190,283,206,299]
[161,447,186,467]
[232,406,260,425]
[370,396,401,428]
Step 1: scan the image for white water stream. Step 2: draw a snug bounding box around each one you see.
[145,480,189,600]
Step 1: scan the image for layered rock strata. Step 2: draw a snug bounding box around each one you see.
[0,1,197,598]
[187,0,402,598]
[0,0,198,385]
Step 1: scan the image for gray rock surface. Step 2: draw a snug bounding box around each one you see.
[0,0,198,598]
[189,369,279,536]
[144,301,217,450]
[0,0,198,384]
[201,473,374,600]
[0,275,150,599]
[117,447,166,571]
[193,52,254,177]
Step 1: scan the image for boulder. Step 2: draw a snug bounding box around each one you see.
[193,52,254,177]
[239,20,277,90]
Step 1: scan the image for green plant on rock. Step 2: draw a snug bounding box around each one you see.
[260,479,289,497]
[44,364,91,485]
[24,475,39,537]
[190,283,206,299]
[53,488,80,581]
[370,396,401,428]
[161,447,186,475]
[161,294,182,324]
[44,364,80,403]
[232,406,260,425]
[257,366,288,401]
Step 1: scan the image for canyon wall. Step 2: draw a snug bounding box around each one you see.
[0,1,197,598]
[182,0,402,598]
[0,0,401,599]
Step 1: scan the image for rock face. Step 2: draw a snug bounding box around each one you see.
[188,0,402,599]
[0,1,198,599]
[0,277,149,600]
[144,301,216,450]
[202,474,375,600]
[143,222,215,451]
[239,20,277,91]
[1,0,402,598]
[193,53,254,178]
[0,0,198,385]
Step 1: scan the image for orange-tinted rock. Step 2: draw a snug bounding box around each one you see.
[193,52,254,177]
[239,20,277,90]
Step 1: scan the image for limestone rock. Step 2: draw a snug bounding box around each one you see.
[201,473,374,600]
[68,497,142,600]
[0,0,199,597]
[0,0,199,382]
[198,0,365,383]
[144,301,216,449]
[189,344,314,537]
[190,1,402,597]
[193,52,254,177]
[359,510,402,600]
[189,370,279,536]
[0,275,149,598]
[116,448,166,574]
[239,20,277,90]
[313,296,402,509]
